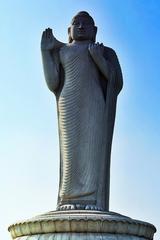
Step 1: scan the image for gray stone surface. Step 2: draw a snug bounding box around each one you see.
[13,234,152,240]
[41,11,123,211]
[8,211,156,240]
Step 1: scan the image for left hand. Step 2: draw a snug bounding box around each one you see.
[41,28,57,51]
[88,42,104,60]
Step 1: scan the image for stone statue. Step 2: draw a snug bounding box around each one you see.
[41,11,123,212]
[8,11,157,240]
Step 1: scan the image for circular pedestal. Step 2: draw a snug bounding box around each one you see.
[8,211,156,240]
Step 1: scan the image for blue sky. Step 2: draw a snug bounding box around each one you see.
[1,1,160,239]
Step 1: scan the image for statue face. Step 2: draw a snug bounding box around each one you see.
[69,16,97,42]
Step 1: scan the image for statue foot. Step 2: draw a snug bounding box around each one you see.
[57,204,76,210]
[57,204,103,211]
[85,205,103,211]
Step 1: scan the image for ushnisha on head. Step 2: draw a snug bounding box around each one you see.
[68,11,97,43]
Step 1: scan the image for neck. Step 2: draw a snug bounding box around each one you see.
[71,39,94,44]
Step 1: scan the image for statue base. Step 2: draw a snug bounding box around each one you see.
[8,210,156,240]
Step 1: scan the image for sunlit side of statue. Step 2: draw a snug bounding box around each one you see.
[41,11,123,211]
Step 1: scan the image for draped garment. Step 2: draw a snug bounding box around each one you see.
[56,42,123,210]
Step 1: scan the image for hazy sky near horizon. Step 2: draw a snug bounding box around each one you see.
[1,1,160,239]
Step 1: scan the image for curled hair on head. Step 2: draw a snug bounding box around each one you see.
[71,11,95,26]
[68,11,97,43]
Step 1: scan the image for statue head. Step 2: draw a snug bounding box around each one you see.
[68,11,97,43]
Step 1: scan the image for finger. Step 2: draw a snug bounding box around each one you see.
[48,28,52,35]
[88,43,93,49]
[49,29,55,41]
[42,31,45,40]
[44,28,52,38]
[44,29,49,38]
[89,43,95,49]
[46,28,51,39]
[101,44,104,50]
[47,28,52,34]
[100,46,104,54]
[50,29,55,40]
[48,28,53,34]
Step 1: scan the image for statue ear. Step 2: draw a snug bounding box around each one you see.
[68,27,71,35]
[68,27,72,43]
[93,26,97,42]
[94,26,97,34]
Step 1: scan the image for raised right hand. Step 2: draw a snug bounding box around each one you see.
[41,28,56,51]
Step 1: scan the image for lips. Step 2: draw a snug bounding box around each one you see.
[77,30,86,35]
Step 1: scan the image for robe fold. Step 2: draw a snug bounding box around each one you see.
[55,42,123,210]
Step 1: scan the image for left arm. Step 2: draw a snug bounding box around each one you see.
[89,43,114,81]
[89,43,123,93]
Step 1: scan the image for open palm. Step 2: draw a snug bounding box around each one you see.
[41,28,55,51]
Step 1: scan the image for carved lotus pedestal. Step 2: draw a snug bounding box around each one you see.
[8,211,156,240]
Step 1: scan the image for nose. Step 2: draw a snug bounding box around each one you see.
[78,22,84,29]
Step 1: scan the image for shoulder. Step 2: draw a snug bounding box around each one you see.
[103,46,118,60]
[104,46,123,93]
[104,46,116,53]
[103,46,121,68]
